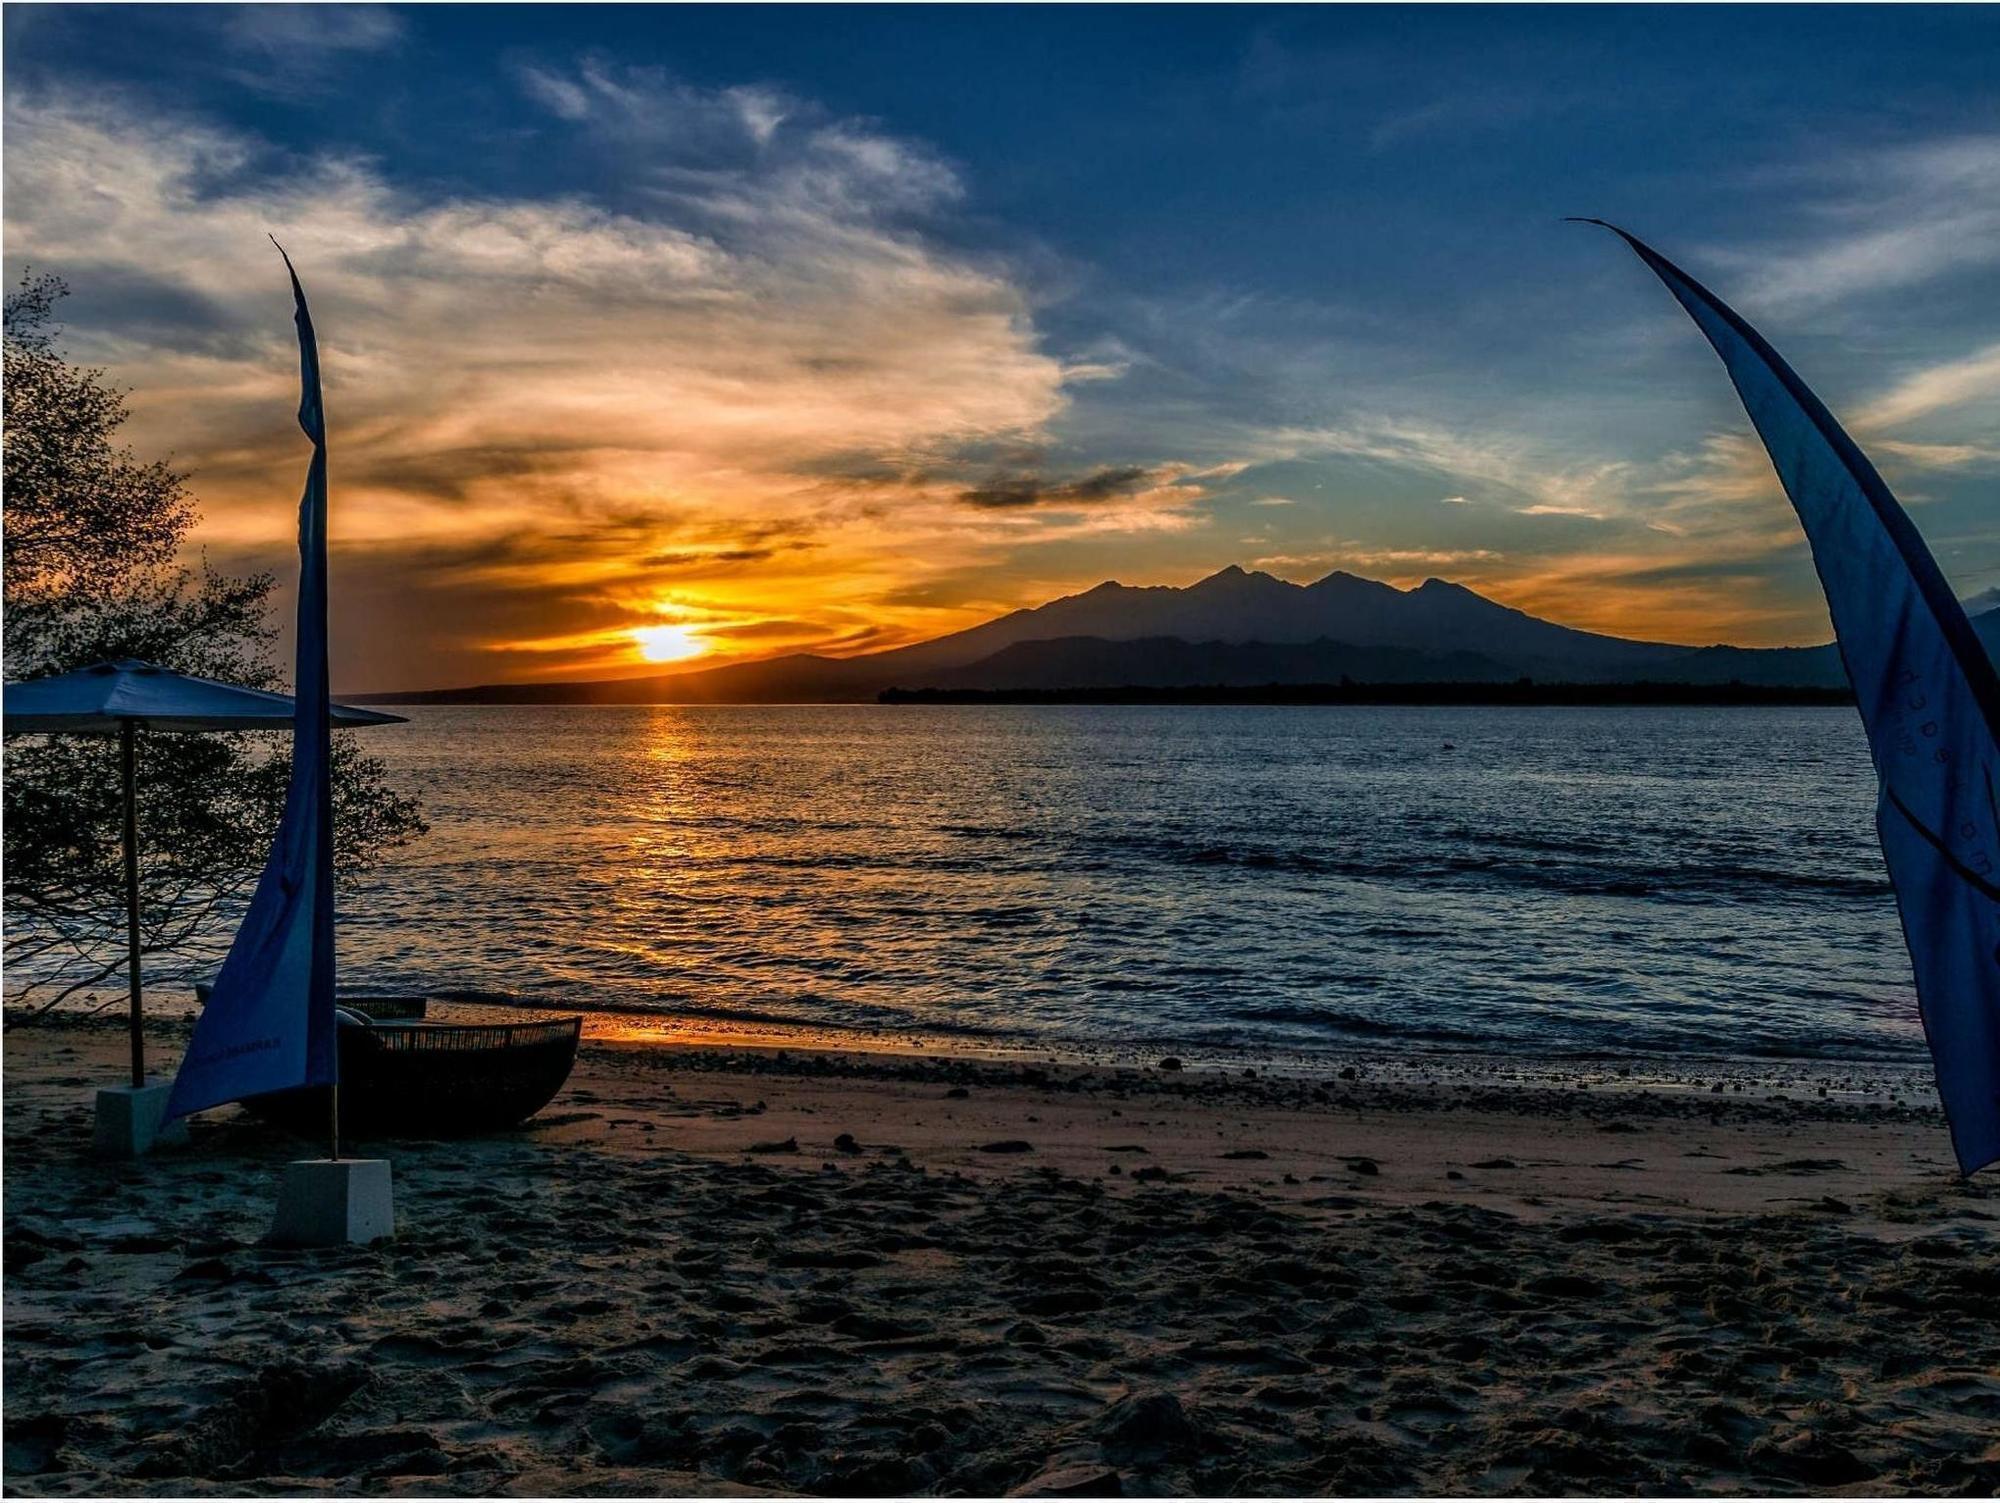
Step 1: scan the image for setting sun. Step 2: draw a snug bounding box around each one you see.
[631,624,704,663]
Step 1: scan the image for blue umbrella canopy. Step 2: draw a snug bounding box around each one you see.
[2,659,404,735]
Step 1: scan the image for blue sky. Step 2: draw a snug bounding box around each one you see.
[6,4,1998,687]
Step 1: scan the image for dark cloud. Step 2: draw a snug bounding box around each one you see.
[1597,556,1800,590]
[36,265,256,362]
[343,444,595,507]
[791,452,936,488]
[959,465,1154,510]
[703,618,821,640]
[817,623,898,651]
[205,537,638,692]
[641,547,780,568]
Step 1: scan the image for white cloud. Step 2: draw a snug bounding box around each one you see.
[1736,136,2000,312]
[1870,438,2000,471]
[514,61,960,218]
[210,5,405,95]
[1851,341,2000,431]
[3,85,1069,539]
[223,5,405,56]
[1254,415,1633,522]
[1516,503,1605,519]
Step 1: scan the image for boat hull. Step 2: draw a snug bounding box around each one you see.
[243,1017,582,1139]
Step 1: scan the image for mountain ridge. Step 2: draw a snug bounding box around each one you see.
[349,565,2000,704]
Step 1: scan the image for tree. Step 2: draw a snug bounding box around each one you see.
[3,272,426,1010]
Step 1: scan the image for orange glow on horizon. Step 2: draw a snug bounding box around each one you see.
[469,554,1840,689]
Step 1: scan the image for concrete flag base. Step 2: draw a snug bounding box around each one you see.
[92,1084,189,1158]
[269,1159,394,1247]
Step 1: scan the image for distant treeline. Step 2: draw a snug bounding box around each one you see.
[878,680,1856,707]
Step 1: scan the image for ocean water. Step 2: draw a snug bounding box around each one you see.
[334,704,1923,1065]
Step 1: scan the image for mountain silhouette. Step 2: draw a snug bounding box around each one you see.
[924,635,1520,691]
[353,565,2000,704]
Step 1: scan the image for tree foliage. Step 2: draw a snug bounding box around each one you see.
[3,272,427,1010]
[3,273,197,615]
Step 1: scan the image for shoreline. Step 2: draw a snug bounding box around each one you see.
[3,993,1944,1103]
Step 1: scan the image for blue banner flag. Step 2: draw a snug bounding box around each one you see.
[168,246,338,1120]
[1583,221,2000,1174]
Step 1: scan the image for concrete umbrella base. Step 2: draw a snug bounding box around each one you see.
[268,1158,395,1247]
[92,1084,189,1158]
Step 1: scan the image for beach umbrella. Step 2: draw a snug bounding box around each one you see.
[1,658,406,1088]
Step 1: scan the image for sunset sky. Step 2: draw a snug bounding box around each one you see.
[6,4,1998,691]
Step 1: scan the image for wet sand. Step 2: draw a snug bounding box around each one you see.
[5,1012,1998,1496]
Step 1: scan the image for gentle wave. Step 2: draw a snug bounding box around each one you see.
[334,703,1924,1065]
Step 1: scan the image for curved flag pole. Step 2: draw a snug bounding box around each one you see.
[1575,220,2000,1175]
[167,242,340,1158]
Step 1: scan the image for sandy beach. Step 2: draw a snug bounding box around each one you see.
[5,1011,1997,1497]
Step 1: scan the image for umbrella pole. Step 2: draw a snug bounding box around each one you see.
[120,720,144,1089]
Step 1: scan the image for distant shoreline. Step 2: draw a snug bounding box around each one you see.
[877,681,1856,707]
[347,681,1856,707]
